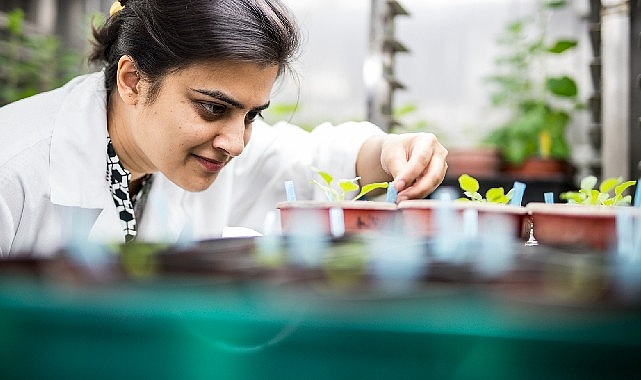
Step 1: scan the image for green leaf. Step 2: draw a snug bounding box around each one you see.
[545,0,567,9]
[599,177,622,194]
[317,171,333,187]
[506,20,524,34]
[353,182,389,201]
[560,191,582,203]
[338,179,360,194]
[458,174,479,193]
[547,39,577,54]
[615,180,636,197]
[7,9,25,35]
[546,76,578,98]
[486,187,507,203]
[588,189,600,205]
[394,103,418,118]
[503,138,531,165]
[559,191,578,200]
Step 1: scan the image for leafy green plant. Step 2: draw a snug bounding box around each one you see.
[0,8,83,106]
[458,174,514,204]
[560,176,637,206]
[311,167,389,201]
[482,0,583,165]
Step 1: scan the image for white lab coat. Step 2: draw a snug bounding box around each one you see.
[0,72,384,255]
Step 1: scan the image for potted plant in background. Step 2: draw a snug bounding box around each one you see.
[482,0,583,178]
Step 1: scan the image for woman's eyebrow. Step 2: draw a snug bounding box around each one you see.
[190,88,270,111]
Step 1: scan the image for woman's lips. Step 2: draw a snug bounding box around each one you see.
[194,154,225,172]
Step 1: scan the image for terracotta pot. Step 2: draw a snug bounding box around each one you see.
[445,147,501,178]
[397,199,530,239]
[503,158,574,179]
[526,202,637,250]
[277,201,398,235]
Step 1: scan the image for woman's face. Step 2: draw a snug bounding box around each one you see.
[125,60,279,192]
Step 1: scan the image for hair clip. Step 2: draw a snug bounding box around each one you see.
[109,1,124,16]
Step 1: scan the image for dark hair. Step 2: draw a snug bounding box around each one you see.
[89,0,301,101]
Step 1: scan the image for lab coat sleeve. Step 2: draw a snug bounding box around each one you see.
[0,152,44,255]
[0,144,60,256]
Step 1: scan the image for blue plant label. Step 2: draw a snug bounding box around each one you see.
[284,180,297,201]
[509,181,526,206]
[634,180,641,208]
[386,182,397,203]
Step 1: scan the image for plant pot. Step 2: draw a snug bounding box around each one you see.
[397,199,530,239]
[526,202,636,250]
[445,147,501,179]
[277,201,398,235]
[503,158,574,179]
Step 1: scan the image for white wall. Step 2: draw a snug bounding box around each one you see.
[267,0,371,128]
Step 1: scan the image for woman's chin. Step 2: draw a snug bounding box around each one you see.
[175,174,218,192]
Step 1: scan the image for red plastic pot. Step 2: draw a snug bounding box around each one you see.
[277,201,398,235]
[525,202,635,250]
[398,199,530,239]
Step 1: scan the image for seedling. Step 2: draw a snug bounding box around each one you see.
[458,174,514,204]
[560,176,636,206]
[311,167,389,201]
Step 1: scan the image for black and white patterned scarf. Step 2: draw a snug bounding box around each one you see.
[106,137,153,243]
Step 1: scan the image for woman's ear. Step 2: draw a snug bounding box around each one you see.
[116,55,141,105]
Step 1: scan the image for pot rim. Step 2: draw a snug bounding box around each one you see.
[525,202,639,216]
[397,199,528,215]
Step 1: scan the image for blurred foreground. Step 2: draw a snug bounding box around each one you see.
[1,232,640,380]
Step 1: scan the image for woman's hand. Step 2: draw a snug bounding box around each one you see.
[382,132,448,202]
[357,132,448,203]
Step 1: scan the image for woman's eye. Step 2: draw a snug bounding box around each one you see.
[245,111,263,123]
[198,102,226,117]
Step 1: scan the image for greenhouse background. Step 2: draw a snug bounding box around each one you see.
[0,0,637,185]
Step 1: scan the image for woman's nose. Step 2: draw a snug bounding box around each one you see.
[212,119,246,157]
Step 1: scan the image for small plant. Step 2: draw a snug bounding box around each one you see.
[311,167,389,201]
[560,176,636,206]
[458,173,514,204]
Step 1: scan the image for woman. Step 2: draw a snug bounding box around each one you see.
[0,0,448,255]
